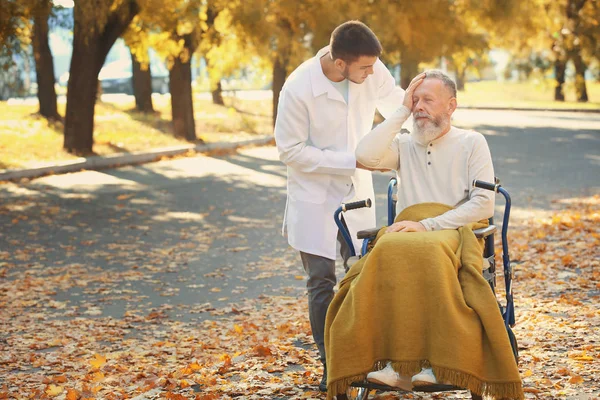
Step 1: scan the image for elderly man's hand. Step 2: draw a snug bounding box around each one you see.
[402,72,426,111]
[386,220,426,233]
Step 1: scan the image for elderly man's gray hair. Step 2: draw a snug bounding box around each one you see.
[425,70,457,98]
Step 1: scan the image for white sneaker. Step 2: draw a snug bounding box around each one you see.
[411,367,437,386]
[366,362,412,391]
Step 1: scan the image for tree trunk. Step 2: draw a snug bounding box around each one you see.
[131,49,154,113]
[563,0,588,102]
[64,0,139,154]
[169,51,197,141]
[205,5,223,107]
[23,50,31,96]
[64,39,102,154]
[272,56,288,127]
[450,58,466,91]
[456,68,466,91]
[400,51,419,89]
[212,80,224,105]
[554,58,566,102]
[32,4,60,121]
[571,52,588,102]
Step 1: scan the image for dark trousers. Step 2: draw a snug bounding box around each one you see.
[300,228,352,364]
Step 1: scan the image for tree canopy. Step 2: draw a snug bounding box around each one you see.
[0,0,598,152]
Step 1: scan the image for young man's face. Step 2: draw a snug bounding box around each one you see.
[338,56,378,84]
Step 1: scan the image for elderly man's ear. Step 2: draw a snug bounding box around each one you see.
[448,97,457,115]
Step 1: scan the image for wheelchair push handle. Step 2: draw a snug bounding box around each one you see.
[473,179,500,192]
[335,198,372,258]
[342,198,372,211]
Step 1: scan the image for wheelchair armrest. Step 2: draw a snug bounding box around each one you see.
[473,225,497,239]
[357,227,381,240]
[358,226,496,240]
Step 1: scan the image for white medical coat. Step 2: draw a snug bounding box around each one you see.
[275,46,405,260]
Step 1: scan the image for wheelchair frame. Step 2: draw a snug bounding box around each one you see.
[333,178,517,399]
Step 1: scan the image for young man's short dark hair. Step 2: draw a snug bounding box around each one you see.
[330,20,382,63]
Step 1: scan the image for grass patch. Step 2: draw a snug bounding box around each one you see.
[0,94,273,170]
[0,105,72,170]
[459,79,600,109]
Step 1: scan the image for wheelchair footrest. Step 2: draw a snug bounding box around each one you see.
[413,383,463,393]
[350,380,462,393]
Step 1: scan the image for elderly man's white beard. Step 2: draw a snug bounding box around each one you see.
[412,113,449,146]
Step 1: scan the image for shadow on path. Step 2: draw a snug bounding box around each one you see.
[0,150,298,326]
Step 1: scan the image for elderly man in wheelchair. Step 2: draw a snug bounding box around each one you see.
[324,70,524,400]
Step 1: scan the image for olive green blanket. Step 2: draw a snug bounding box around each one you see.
[324,203,523,399]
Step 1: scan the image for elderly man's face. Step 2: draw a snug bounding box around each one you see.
[411,78,455,144]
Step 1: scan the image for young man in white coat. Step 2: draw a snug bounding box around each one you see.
[274,20,405,392]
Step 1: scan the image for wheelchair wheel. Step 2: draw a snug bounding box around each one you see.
[345,385,368,400]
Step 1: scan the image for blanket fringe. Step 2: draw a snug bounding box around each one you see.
[432,364,524,400]
[327,360,524,400]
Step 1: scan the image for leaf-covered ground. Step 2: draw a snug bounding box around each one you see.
[1,187,598,399]
[506,195,600,399]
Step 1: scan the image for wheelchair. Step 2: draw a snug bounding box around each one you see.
[333,178,518,400]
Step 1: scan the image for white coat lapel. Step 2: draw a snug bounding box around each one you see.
[310,47,346,104]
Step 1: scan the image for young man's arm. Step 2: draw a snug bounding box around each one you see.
[275,88,356,176]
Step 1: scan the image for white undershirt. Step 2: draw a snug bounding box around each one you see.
[328,78,349,104]
[326,78,352,200]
